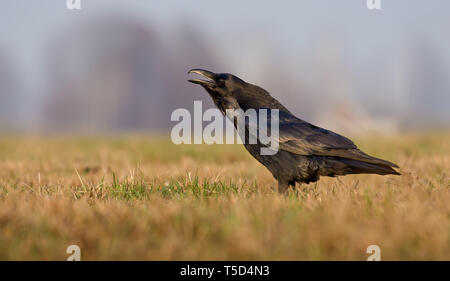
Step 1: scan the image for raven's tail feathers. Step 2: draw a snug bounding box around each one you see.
[339,158,400,176]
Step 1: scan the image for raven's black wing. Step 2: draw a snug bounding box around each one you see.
[273,111,399,168]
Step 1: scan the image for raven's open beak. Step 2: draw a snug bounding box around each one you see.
[188,69,217,88]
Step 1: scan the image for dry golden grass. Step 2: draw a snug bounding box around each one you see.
[0,133,449,260]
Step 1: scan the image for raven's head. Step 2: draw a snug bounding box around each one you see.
[188,68,291,114]
[188,69,245,113]
[188,69,244,95]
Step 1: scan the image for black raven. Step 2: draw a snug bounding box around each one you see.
[188,69,400,193]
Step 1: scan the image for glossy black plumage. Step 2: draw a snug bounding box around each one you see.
[188,69,400,193]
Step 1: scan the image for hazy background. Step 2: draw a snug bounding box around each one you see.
[1,0,449,135]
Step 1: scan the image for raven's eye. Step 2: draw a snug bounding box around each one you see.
[217,79,225,87]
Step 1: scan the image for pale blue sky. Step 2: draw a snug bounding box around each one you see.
[2,0,449,81]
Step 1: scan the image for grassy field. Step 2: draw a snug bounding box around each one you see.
[0,133,448,260]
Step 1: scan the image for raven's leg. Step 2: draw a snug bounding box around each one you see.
[278,181,290,194]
